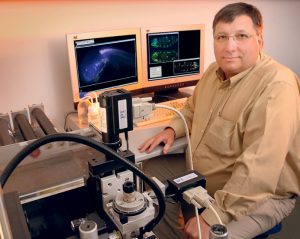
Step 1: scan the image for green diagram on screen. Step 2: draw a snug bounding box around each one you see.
[148,33,179,64]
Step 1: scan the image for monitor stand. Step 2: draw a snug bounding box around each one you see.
[148,87,193,103]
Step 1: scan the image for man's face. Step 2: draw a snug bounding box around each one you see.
[214,15,263,78]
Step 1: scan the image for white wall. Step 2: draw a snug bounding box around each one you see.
[0,0,299,127]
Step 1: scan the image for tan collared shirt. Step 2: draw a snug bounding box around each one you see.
[170,53,300,225]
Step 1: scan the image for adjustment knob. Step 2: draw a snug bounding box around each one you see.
[123,181,135,193]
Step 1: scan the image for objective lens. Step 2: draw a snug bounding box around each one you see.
[209,224,228,239]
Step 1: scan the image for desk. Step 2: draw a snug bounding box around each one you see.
[66,114,188,163]
[66,86,194,162]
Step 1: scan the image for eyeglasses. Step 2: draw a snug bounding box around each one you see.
[214,33,254,43]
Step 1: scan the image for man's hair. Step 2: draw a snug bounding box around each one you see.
[213,2,263,34]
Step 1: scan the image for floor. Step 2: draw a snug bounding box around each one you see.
[270,197,299,239]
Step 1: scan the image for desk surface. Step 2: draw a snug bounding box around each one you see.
[121,125,187,162]
[65,86,193,161]
[66,114,187,163]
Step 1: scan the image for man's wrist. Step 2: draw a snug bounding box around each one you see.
[165,126,176,138]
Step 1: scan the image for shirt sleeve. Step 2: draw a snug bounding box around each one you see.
[169,63,216,138]
[202,80,300,225]
[169,73,207,138]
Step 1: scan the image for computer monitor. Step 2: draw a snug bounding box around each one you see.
[141,25,204,99]
[67,28,143,107]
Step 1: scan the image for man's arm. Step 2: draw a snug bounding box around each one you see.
[226,197,296,239]
[201,80,300,225]
[139,84,197,154]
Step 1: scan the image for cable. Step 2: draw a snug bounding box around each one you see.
[190,199,202,239]
[77,96,93,126]
[154,103,203,238]
[193,189,223,225]
[191,198,202,209]
[209,205,223,225]
[87,91,99,104]
[185,188,223,239]
[190,204,223,238]
[79,96,93,106]
[190,199,203,239]
[194,203,202,239]
[152,103,223,235]
[138,98,223,236]
[0,133,165,236]
[155,104,193,170]
[124,131,129,151]
[191,197,223,238]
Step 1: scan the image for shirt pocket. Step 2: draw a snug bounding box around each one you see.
[204,115,237,157]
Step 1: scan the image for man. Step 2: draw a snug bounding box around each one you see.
[139,2,300,239]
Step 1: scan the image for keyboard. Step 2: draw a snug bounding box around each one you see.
[134,97,187,127]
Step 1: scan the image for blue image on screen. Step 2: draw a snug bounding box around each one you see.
[75,39,137,89]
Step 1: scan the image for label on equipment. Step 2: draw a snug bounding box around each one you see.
[76,39,94,46]
[118,99,128,129]
[99,107,107,133]
[149,66,162,78]
[174,173,198,184]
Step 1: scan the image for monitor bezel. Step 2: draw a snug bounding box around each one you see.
[140,24,205,94]
[66,28,143,106]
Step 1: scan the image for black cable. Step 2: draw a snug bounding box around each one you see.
[0,133,165,235]
[124,131,129,151]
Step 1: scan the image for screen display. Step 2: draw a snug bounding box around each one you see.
[147,30,200,80]
[74,35,138,98]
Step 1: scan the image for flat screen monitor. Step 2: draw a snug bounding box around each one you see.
[67,29,143,107]
[141,25,204,98]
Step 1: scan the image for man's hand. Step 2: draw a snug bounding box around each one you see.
[138,127,175,154]
[184,215,210,239]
